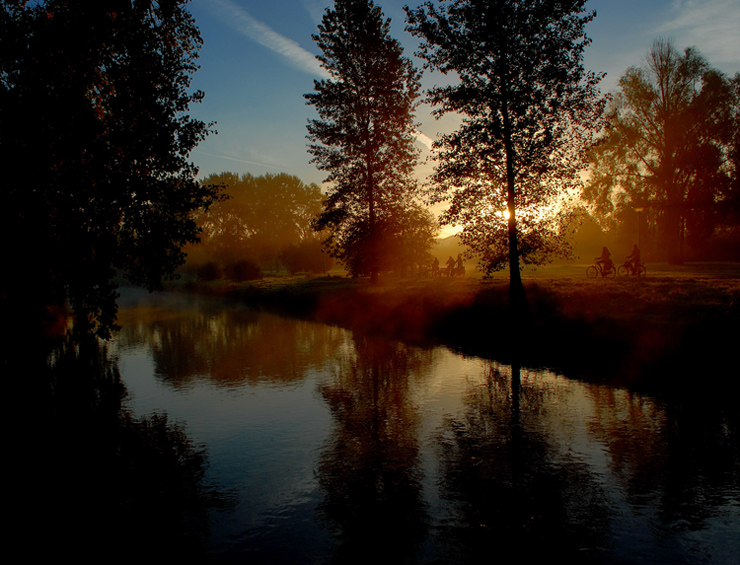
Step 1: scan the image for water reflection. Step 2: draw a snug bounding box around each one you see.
[434,362,612,563]
[10,332,228,561]
[317,336,437,562]
[103,295,738,564]
[588,386,740,554]
[118,298,345,388]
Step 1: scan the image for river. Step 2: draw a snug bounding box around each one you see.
[25,290,739,563]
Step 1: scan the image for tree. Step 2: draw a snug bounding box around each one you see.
[584,40,735,264]
[0,0,220,337]
[726,74,740,225]
[194,172,324,269]
[305,0,424,282]
[405,0,605,303]
[330,201,438,276]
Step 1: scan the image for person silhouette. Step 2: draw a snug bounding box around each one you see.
[431,256,440,276]
[446,255,455,276]
[455,253,464,276]
[626,244,641,275]
[595,246,612,276]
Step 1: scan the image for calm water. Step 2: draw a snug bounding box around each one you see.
[105,291,738,564]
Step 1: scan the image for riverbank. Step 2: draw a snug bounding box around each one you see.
[168,262,740,393]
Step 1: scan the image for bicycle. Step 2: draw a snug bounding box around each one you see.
[586,261,616,278]
[617,261,647,277]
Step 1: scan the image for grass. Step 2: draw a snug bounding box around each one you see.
[168,262,740,392]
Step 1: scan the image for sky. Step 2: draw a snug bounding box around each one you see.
[185,0,740,189]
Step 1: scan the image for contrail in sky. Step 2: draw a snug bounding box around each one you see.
[210,0,330,79]
[415,131,434,151]
[194,150,282,169]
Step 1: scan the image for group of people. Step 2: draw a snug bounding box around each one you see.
[595,244,641,276]
[429,246,641,278]
[431,254,465,277]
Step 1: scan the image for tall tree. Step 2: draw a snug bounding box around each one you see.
[0,0,220,336]
[405,0,605,304]
[305,0,423,282]
[585,40,734,264]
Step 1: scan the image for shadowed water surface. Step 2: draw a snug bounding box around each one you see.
[104,292,738,563]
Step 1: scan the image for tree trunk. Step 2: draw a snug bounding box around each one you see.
[664,190,684,265]
[501,94,525,315]
[367,152,378,284]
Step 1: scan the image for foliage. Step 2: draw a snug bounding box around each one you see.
[378,203,439,275]
[196,261,223,282]
[227,259,263,282]
[332,201,439,276]
[0,0,221,337]
[584,40,736,263]
[405,0,605,285]
[306,0,427,281]
[282,239,331,274]
[195,172,323,268]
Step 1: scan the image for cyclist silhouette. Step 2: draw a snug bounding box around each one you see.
[595,246,613,276]
[625,244,640,275]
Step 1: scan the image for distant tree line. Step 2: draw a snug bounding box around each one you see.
[187,172,330,279]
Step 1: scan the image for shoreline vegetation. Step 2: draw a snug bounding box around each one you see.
[162,262,740,396]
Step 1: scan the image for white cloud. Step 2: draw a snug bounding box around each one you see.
[659,0,740,70]
[210,0,330,79]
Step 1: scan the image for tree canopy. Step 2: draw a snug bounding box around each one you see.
[0,0,220,336]
[194,172,324,268]
[585,40,736,263]
[306,0,427,281]
[405,0,605,296]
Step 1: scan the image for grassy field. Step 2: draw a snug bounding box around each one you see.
[180,261,740,325]
[171,262,740,391]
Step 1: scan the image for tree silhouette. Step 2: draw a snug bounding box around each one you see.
[406,0,605,306]
[306,0,423,282]
[585,40,735,264]
[0,0,221,337]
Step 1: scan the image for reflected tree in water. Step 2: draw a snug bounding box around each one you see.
[316,336,435,563]
[118,305,346,389]
[434,362,611,563]
[586,386,740,542]
[10,334,229,561]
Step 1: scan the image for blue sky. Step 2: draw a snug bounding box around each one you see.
[186,0,740,187]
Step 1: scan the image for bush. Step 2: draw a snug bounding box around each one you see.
[282,240,329,274]
[228,260,263,281]
[196,261,222,282]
